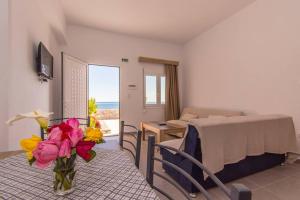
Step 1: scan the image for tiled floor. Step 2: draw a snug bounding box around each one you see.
[100,137,300,200]
[1,137,300,200]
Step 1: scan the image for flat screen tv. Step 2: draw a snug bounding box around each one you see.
[37,42,53,80]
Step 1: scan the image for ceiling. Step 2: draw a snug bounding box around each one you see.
[61,0,255,44]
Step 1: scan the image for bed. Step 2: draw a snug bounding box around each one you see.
[160,114,298,193]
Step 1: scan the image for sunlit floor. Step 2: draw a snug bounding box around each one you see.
[100,119,119,136]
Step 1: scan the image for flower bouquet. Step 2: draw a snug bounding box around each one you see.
[7,110,104,196]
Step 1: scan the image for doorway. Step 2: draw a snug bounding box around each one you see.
[88,65,120,136]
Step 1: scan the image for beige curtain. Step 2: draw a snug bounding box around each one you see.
[165,64,180,120]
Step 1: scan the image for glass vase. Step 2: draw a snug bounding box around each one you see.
[53,155,77,196]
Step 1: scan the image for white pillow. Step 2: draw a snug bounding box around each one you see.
[180,113,198,122]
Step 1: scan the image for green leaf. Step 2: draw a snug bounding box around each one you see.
[53,159,64,173]
[56,158,63,168]
[53,167,59,173]
[71,148,77,155]
[96,138,105,144]
[86,150,96,162]
[55,172,63,182]
[53,180,58,190]
[28,157,36,166]
[69,170,77,182]
[63,177,71,190]
[70,154,77,163]
[53,173,61,191]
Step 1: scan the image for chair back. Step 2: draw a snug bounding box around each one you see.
[119,121,142,168]
[146,135,251,200]
[40,117,90,140]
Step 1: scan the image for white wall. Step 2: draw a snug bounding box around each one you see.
[3,0,64,151]
[0,0,10,151]
[59,26,183,127]
[35,0,67,44]
[183,0,300,133]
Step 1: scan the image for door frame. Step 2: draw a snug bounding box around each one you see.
[88,64,121,128]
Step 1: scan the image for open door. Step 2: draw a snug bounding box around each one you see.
[62,53,88,118]
[88,65,120,136]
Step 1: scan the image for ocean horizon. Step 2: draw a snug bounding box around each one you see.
[96,102,119,109]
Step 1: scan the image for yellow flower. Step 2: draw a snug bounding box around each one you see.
[89,98,97,115]
[84,128,103,143]
[20,135,41,160]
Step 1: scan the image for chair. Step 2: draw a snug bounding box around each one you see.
[40,117,90,140]
[119,121,142,168]
[146,135,251,200]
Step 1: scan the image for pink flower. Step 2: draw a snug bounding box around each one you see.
[66,118,80,129]
[58,139,71,158]
[68,129,83,147]
[48,127,62,146]
[33,140,59,168]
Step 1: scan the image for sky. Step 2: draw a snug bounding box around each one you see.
[89,65,119,102]
[145,75,157,104]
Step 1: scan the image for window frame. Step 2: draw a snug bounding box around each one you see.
[143,72,166,108]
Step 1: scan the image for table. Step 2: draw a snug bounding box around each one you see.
[0,149,160,200]
[141,122,186,143]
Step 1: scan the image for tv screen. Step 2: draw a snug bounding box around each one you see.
[37,42,53,79]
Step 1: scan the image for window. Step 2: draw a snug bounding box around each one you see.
[144,73,166,107]
[145,75,157,105]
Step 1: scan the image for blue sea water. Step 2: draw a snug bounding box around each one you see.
[96,102,119,109]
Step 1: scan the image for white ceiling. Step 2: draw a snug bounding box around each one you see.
[61,0,255,44]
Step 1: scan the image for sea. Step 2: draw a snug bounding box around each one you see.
[96,102,119,109]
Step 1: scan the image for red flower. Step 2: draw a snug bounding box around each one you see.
[47,124,59,133]
[76,141,96,161]
[58,122,73,140]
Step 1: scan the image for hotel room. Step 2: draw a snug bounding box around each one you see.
[1,0,300,199]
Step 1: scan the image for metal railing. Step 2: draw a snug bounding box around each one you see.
[119,121,142,168]
[146,135,251,200]
[40,117,90,140]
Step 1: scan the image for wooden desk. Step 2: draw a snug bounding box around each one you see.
[141,122,186,143]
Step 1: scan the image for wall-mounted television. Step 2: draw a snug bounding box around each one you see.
[37,42,53,80]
